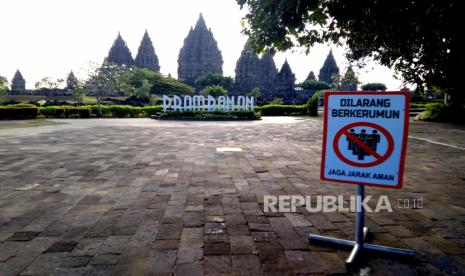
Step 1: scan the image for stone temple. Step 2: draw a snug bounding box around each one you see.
[319,50,340,84]
[8,15,345,104]
[11,70,26,92]
[177,14,223,87]
[135,30,160,72]
[106,31,160,72]
[106,33,134,66]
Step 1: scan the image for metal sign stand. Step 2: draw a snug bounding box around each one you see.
[308,185,416,269]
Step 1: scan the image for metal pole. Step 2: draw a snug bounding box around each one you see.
[356,185,364,244]
[346,185,365,266]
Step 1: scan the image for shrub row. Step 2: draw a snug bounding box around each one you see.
[40,106,91,118]
[255,104,308,116]
[0,104,39,120]
[38,105,163,118]
[158,110,261,120]
[416,103,465,123]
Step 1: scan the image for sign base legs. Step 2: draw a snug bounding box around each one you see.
[308,185,415,269]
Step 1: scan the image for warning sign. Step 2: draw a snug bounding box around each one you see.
[321,92,410,188]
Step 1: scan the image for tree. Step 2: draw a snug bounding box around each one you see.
[66,71,79,91]
[299,80,331,91]
[248,87,261,99]
[85,62,133,116]
[237,0,463,107]
[129,67,194,96]
[0,76,8,96]
[361,83,387,91]
[200,85,228,97]
[333,67,359,91]
[196,73,234,90]
[35,77,64,89]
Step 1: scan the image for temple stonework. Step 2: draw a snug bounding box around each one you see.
[306,71,316,81]
[11,70,26,91]
[177,14,223,87]
[319,50,340,84]
[234,43,261,94]
[268,60,296,102]
[258,53,278,93]
[9,15,347,103]
[106,33,134,66]
[135,30,160,72]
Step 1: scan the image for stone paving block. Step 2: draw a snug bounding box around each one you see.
[71,237,106,257]
[230,235,255,255]
[157,223,183,240]
[146,250,177,274]
[21,252,68,275]
[204,255,232,275]
[0,255,36,276]
[1,118,465,274]
[153,239,180,250]
[7,231,39,241]
[176,246,203,264]
[175,263,203,276]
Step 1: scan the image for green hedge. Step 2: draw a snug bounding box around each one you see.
[255,104,307,116]
[38,105,163,118]
[416,103,465,123]
[159,110,261,120]
[307,90,326,116]
[0,104,39,120]
[40,106,91,118]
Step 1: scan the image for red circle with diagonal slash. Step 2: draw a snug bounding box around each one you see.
[333,122,394,167]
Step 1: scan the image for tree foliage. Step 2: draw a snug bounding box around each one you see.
[0,76,8,96]
[361,83,387,91]
[200,85,228,97]
[66,71,79,91]
[237,0,463,105]
[299,80,331,91]
[129,67,194,96]
[35,77,64,89]
[196,73,234,90]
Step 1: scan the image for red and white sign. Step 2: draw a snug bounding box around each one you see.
[321,92,410,188]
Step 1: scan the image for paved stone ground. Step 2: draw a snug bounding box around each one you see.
[0,117,464,275]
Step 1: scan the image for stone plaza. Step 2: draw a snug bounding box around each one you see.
[0,118,465,275]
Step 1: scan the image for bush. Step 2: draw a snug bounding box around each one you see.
[256,104,307,116]
[142,106,163,116]
[361,83,387,91]
[105,105,142,118]
[416,103,465,123]
[307,90,325,116]
[0,105,38,119]
[159,110,261,120]
[300,80,331,91]
[40,106,91,118]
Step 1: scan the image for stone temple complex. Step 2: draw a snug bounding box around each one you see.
[6,14,346,104]
[177,14,223,88]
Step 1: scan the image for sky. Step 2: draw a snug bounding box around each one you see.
[0,0,406,90]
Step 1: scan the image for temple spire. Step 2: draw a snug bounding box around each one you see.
[11,69,26,91]
[177,14,223,88]
[318,49,339,84]
[106,32,134,66]
[270,60,296,103]
[135,30,160,71]
[234,42,261,93]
